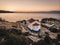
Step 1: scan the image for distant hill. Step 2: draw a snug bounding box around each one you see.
[17,11,60,14]
[0,10,60,14]
[33,11,60,14]
[48,11,60,14]
[0,10,14,13]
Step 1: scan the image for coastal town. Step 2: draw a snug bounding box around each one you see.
[0,18,60,45]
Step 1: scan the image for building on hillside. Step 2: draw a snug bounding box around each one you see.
[27,18,41,33]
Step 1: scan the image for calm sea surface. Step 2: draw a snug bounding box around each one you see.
[0,13,60,22]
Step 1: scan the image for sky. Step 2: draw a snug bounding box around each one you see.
[0,0,60,11]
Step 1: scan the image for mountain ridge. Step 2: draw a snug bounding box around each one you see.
[0,10,14,13]
[0,10,60,14]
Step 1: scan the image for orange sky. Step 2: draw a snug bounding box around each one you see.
[0,0,60,11]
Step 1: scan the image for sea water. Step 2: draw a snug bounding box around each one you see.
[0,13,60,22]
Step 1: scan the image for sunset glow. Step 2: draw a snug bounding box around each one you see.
[0,0,60,11]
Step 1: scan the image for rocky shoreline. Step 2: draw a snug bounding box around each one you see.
[0,18,60,45]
